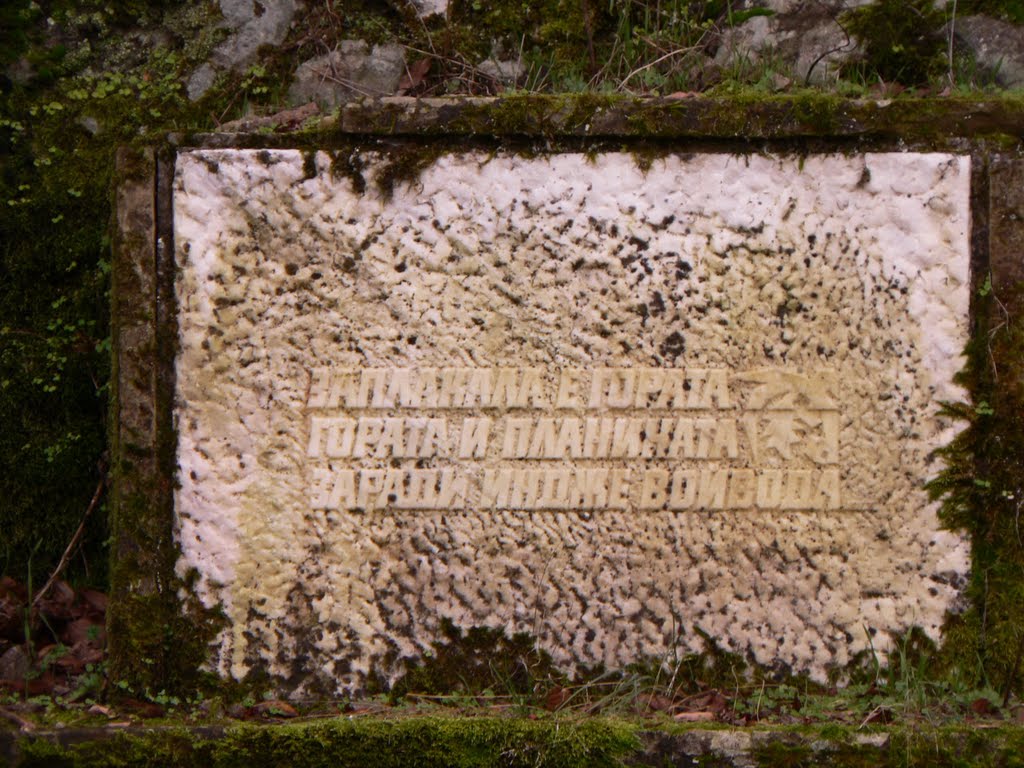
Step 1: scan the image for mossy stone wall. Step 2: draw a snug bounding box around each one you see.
[107,95,1024,696]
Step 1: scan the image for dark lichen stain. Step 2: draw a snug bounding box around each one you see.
[301,150,318,180]
[373,143,449,201]
[328,150,368,194]
[659,330,686,361]
[385,619,562,702]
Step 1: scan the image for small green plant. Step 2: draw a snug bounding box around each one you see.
[241,63,271,97]
[842,0,948,86]
[146,689,182,709]
[66,661,107,702]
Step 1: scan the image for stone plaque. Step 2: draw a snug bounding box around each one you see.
[173,149,970,693]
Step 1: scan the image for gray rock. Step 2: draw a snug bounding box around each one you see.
[955,15,1024,88]
[5,57,34,86]
[187,62,218,101]
[390,0,448,18]
[780,12,860,84]
[210,0,297,70]
[0,645,29,682]
[715,13,776,62]
[762,0,872,11]
[712,7,860,84]
[477,57,525,85]
[287,41,407,107]
[188,0,297,100]
[78,116,101,135]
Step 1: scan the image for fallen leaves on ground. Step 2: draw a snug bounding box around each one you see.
[0,578,107,699]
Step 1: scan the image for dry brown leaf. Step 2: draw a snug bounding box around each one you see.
[0,671,57,696]
[544,686,570,711]
[0,579,27,642]
[398,58,431,92]
[639,693,675,712]
[120,698,165,719]
[79,589,108,617]
[62,617,105,647]
[861,705,894,726]
[252,700,299,718]
[674,711,716,722]
[969,697,998,717]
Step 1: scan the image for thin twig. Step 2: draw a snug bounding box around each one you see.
[0,328,48,343]
[399,43,498,94]
[857,704,889,729]
[311,68,381,98]
[986,288,1010,382]
[618,44,699,91]
[33,466,106,607]
[581,0,597,74]
[0,707,36,732]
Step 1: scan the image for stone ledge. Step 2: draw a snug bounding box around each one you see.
[177,94,1024,146]
[3,719,1023,768]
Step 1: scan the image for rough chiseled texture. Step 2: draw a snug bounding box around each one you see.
[173,149,970,695]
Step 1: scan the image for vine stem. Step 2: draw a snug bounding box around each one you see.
[32,462,107,607]
[1001,629,1024,708]
[948,0,958,87]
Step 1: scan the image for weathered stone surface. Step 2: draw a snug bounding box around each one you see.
[954,15,1024,89]
[287,41,407,106]
[713,7,860,83]
[108,149,187,691]
[477,56,525,85]
[403,0,449,18]
[254,95,1022,142]
[187,0,297,100]
[172,147,969,694]
[187,63,218,102]
[185,93,1024,146]
[0,646,29,681]
[990,157,1024,314]
[211,0,296,70]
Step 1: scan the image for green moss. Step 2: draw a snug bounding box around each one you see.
[386,619,563,702]
[928,280,1024,697]
[0,0,275,595]
[957,0,1024,24]
[752,740,815,768]
[0,94,114,586]
[842,0,948,86]
[13,723,1024,768]
[373,142,450,200]
[11,717,640,768]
